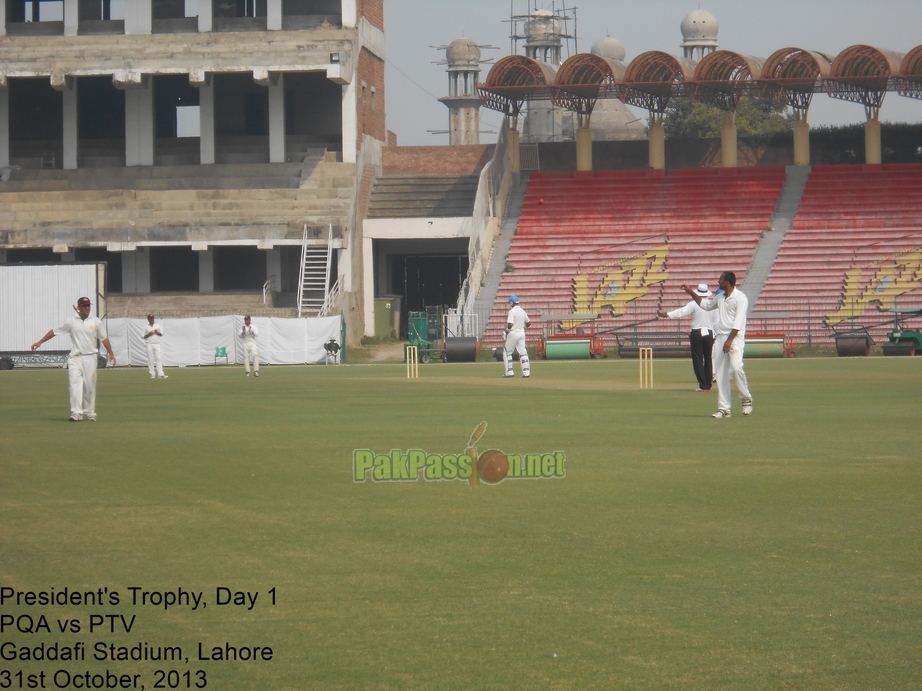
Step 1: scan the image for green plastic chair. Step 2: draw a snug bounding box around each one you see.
[215,346,229,365]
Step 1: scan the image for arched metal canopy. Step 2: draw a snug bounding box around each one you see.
[476,43,922,116]
[896,45,922,100]
[621,51,697,113]
[552,53,625,115]
[479,55,557,116]
[689,50,765,111]
[760,47,833,110]
[826,44,904,108]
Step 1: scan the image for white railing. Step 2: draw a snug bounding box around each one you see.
[319,277,342,318]
[297,223,309,318]
[262,275,276,305]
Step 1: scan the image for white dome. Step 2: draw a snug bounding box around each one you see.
[680,9,719,42]
[446,38,481,67]
[525,10,560,43]
[590,36,626,62]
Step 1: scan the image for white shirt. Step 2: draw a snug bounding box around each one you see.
[667,300,718,336]
[506,305,530,332]
[144,321,164,345]
[241,324,259,344]
[54,316,108,356]
[701,288,749,339]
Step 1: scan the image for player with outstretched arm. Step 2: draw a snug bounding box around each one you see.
[31,296,116,422]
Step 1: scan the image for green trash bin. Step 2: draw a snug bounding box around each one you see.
[374,296,401,340]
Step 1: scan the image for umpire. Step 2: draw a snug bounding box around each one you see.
[657,283,717,392]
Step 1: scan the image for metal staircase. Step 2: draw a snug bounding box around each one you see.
[297,224,333,318]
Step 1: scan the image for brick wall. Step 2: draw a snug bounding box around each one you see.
[357,49,386,141]
[357,0,383,30]
[383,145,495,176]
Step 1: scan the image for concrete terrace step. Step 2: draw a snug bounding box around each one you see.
[367,175,479,219]
[107,292,298,319]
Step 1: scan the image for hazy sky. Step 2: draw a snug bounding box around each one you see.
[384,0,922,146]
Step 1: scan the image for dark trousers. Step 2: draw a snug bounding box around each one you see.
[689,330,714,390]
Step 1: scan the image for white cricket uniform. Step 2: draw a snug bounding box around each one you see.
[241,323,260,373]
[700,288,752,413]
[504,304,531,377]
[144,321,166,378]
[54,316,108,420]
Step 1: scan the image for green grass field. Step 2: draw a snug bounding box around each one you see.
[2,356,921,690]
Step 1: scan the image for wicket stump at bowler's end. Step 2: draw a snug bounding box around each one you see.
[406,345,419,379]
[639,347,653,389]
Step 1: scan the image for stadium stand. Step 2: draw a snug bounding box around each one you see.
[758,164,922,347]
[484,167,786,347]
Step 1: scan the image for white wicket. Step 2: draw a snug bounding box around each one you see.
[406,345,419,379]
[639,347,653,389]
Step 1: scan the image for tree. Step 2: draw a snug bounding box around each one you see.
[664,96,792,140]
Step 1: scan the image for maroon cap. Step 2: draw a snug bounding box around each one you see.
[77,297,91,306]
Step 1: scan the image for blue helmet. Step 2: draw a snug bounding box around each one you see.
[509,295,520,304]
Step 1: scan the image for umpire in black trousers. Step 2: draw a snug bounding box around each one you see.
[657,283,717,392]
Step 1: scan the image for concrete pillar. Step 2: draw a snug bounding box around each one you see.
[342,0,356,27]
[575,121,592,172]
[198,82,215,164]
[125,0,152,34]
[267,248,281,292]
[123,248,151,293]
[720,110,737,168]
[198,248,214,293]
[64,0,78,35]
[198,0,212,32]
[269,74,285,163]
[648,114,665,170]
[342,80,357,163]
[793,115,810,166]
[125,84,155,167]
[864,115,882,165]
[0,89,9,168]
[507,125,520,174]
[363,236,375,337]
[63,82,78,170]
[267,0,282,30]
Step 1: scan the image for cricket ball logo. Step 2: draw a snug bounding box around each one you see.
[466,421,508,486]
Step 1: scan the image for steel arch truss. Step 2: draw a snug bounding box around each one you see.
[896,45,922,100]
[552,54,626,116]
[760,47,833,111]
[689,50,765,111]
[826,45,904,109]
[621,51,696,113]
[479,55,557,117]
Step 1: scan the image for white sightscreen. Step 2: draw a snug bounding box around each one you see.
[0,264,101,351]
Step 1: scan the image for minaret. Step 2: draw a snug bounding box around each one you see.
[680,9,719,61]
[438,38,483,146]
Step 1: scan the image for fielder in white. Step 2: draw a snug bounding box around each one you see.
[682,272,752,418]
[241,315,260,377]
[142,314,168,379]
[31,296,116,422]
[503,295,531,378]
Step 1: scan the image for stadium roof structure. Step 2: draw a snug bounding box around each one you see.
[759,48,834,111]
[480,54,557,117]
[479,43,922,117]
[826,45,905,110]
[688,50,765,111]
[620,51,696,113]
[897,45,922,100]
[551,53,626,116]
